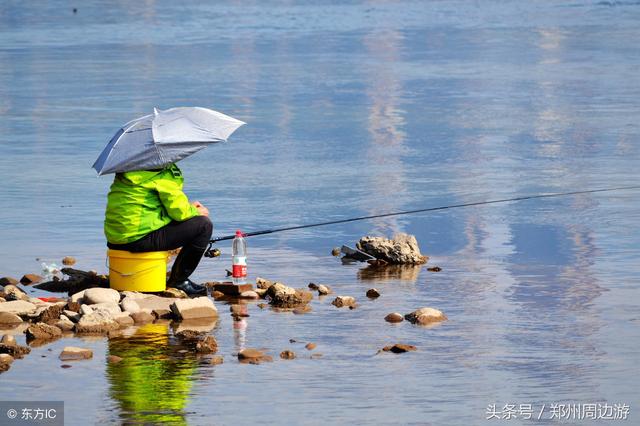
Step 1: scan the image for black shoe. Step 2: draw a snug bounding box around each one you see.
[170,279,208,297]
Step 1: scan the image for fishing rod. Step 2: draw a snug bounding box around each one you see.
[203,185,640,257]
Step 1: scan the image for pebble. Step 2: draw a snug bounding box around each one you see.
[62,256,76,266]
[60,364,72,369]
[308,283,319,290]
[240,290,259,299]
[59,346,93,361]
[366,288,381,298]
[211,291,225,299]
[404,307,447,325]
[20,274,43,285]
[238,348,273,364]
[0,353,14,365]
[331,296,356,308]
[107,355,123,363]
[305,342,317,351]
[331,247,341,256]
[130,311,155,324]
[427,266,442,272]
[280,350,296,359]
[84,288,120,305]
[317,285,332,295]
[384,313,404,323]
[382,344,417,354]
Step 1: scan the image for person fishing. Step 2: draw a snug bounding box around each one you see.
[104,163,212,296]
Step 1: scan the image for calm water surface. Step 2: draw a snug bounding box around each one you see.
[1,1,639,425]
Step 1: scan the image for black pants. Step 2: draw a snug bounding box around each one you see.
[108,216,213,252]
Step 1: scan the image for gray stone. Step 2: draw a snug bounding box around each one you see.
[357,233,428,264]
[120,297,141,314]
[0,300,37,316]
[170,297,218,320]
[84,288,120,305]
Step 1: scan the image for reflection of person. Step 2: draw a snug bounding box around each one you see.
[107,323,196,425]
[104,163,212,296]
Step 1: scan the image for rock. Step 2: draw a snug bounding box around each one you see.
[366,288,381,298]
[0,277,18,286]
[36,304,64,323]
[238,348,273,364]
[267,283,313,308]
[175,330,205,340]
[0,342,30,359]
[305,342,317,351]
[108,355,123,363]
[0,353,14,364]
[59,346,93,361]
[308,283,319,290]
[211,291,225,299]
[332,296,356,308]
[134,295,178,312]
[255,277,274,289]
[63,310,81,322]
[62,256,76,266]
[208,282,253,296]
[2,285,29,301]
[208,355,224,365]
[382,344,417,354]
[404,307,447,325]
[331,247,341,256]
[0,300,37,316]
[120,297,141,314]
[240,290,259,299]
[195,336,218,354]
[317,285,332,295]
[254,288,267,298]
[65,301,81,313]
[170,297,218,321]
[80,304,94,316]
[357,233,428,264]
[20,274,43,285]
[114,314,134,327]
[84,288,120,305]
[25,323,62,340]
[60,364,72,369]
[427,266,442,272]
[91,302,122,315]
[0,312,23,325]
[160,287,189,299]
[130,311,155,324]
[280,350,295,359]
[385,313,404,323]
[1,335,16,346]
[75,310,120,334]
[54,316,75,331]
[70,290,86,304]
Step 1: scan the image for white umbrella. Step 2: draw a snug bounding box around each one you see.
[92,107,245,175]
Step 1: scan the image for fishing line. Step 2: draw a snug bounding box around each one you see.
[207,185,640,249]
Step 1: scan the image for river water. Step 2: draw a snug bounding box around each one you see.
[1,1,639,425]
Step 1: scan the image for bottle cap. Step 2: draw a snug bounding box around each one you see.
[235,229,243,237]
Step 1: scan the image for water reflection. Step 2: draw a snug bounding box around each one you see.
[357,263,422,283]
[107,323,198,425]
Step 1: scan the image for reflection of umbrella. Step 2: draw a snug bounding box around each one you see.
[93,107,245,175]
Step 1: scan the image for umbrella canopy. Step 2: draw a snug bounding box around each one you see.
[93,107,245,175]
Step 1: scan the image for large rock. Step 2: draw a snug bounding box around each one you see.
[84,288,120,305]
[0,312,23,325]
[59,346,93,361]
[404,307,447,325]
[0,300,37,316]
[266,283,313,308]
[170,297,218,320]
[75,310,120,334]
[25,323,62,340]
[357,233,428,264]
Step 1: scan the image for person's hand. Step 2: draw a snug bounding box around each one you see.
[191,200,209,217]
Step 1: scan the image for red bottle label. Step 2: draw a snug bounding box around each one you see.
[232,264,247,278]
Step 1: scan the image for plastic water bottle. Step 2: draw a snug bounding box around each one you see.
[232,230,247,284]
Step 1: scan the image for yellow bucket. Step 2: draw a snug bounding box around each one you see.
[108,249,169,292]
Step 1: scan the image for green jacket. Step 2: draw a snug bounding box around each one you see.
[104,164,198,244]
